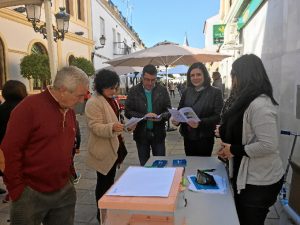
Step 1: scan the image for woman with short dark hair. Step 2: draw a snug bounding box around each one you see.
[0,80,27,144]
[217,54,284,225]
[85,69,132,222]
[172,62,223,156]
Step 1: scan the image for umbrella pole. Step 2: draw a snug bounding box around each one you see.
[165,65,176,132]
[165,65,169,88]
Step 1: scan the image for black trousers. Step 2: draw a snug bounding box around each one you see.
[183,137,214,156]
[235,177,283,225]
[95,162,117,222]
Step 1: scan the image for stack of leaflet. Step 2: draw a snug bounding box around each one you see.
[187,174,227,194]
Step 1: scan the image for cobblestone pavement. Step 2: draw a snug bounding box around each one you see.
[0,91,284,225]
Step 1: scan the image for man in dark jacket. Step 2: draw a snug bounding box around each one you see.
[125,64,171,166]
[212,71,224,97]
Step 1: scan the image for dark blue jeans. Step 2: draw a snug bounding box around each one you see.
[136,139,166,166]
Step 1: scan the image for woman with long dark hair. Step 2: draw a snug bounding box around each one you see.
[172,62,223,156]
[217,54,284,225]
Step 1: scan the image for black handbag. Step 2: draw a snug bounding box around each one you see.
[116,140,128,165]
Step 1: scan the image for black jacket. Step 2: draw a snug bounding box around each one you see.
[179,86,223,139]
[0,101,20,143]
[125,82,171,142]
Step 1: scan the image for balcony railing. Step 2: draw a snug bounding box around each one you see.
[113,42,131,55]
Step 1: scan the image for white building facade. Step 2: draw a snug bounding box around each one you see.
[0,0,94,93]
[0,0,145,95]
[90,0,144,71]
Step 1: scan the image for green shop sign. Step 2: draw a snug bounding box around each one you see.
[213,24,225,45]
[237,0,264,30]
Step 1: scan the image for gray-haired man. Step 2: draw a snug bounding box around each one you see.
[1,66,89,225]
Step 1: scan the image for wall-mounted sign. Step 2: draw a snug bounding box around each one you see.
[237,0,264,30]
[213,24,225,45]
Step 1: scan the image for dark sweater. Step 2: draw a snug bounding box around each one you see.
[0,100,21,143]
[1,89,76,201]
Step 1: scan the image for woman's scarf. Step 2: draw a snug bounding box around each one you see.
[104,97,124,144]
[220,88,265,144]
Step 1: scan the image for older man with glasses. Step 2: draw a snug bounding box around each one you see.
[125,64,171,166]
[1,66,89,225]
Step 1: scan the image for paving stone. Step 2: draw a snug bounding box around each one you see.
[74,203,97,223]
[0,213,9,224]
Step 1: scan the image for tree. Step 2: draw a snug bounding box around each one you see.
[70,57,95,77]
[20,54,50,90]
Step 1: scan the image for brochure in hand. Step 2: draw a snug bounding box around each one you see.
[124,117,143,132]
[143,114,162,120]
[168,107,200,123]
[124,114,162,132]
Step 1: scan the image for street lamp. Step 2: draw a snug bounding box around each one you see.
[95,35,106,49]
[0,0,57,82]
[92,35,106,61]
[25,4,70,41]
[54,7,70,40]
[25,4,41,30]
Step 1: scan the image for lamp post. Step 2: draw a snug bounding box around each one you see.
[1,1,70,82]
[95,35,106,49]
[54,7,70,41]
[24,2,70,81]
[43,0,56,81]
[25,5,70,41]
[92,35,106,62]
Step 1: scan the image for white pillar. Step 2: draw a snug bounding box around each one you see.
[44,0,57,82]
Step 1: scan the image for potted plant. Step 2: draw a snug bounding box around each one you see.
[20,54,50,91]
[70,57,95,77]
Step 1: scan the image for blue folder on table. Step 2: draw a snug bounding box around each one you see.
[151,160,168,168]
[172,159,187,167]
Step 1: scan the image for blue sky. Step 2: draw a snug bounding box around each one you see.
[112,0,220,48]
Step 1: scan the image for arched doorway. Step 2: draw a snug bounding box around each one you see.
[30,42,48,89]
[0,38,6,89]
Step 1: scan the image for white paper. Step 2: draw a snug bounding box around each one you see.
[107,166,176,197]
[187,175,227,194]
[169,107,200,123]
[168,108,186,122]
[124,117,143,132]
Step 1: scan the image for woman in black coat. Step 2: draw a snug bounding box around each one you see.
[172,62,223,156]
